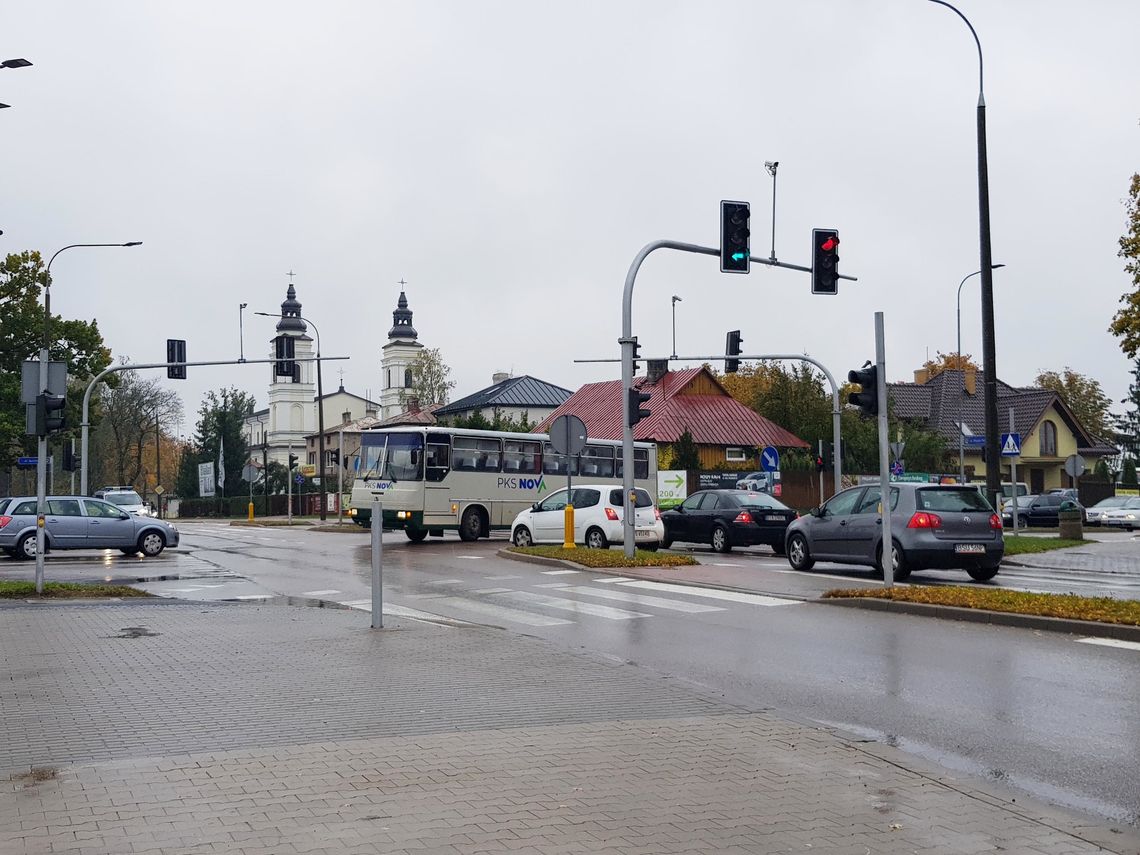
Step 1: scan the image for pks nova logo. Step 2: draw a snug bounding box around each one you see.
[497,475,547,493]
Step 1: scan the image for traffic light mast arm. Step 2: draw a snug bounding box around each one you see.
[78,354,348,496]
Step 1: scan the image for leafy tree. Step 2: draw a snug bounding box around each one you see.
[1109,173,1140,356]
[1123,458,1138,487]
[173,387,255,498]
[0,251,113,468]
[921,351,980,377]
[1034,367,1114,440]
[1115,357,1140,463]
[400,347,455,407]
[88,366,183,489]
[1094,459,1110,481]
[670,427,701,471]
[449,407,535,432]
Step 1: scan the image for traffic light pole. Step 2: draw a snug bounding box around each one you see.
[79,355,346,496]
[875,312,894,587]
[619,238,856,557]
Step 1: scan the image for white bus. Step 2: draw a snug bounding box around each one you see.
[347,426,657,542]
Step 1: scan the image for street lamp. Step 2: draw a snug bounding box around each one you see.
[0,58,32,109]
[255,310,327,521]
[35,241,141,593]
[928,0,1001,510]
[956,264,1005,482]
[239,303,248,362]
[670,295,682,360]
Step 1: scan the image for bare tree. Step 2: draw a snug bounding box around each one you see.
[89,367,183,488]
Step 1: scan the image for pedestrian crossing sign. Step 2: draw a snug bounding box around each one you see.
[1000,433,1021,456]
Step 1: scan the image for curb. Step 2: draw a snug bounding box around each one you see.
[818,596,1140,641]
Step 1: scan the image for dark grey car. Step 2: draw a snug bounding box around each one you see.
[783,483,1004,582]
[0,496,180,559]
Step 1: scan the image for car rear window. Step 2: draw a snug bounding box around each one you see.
[609,488,654,508]
[917,488,993,512]
[11,500,37,515]
[106,492,143,506]
[731,492,788,510]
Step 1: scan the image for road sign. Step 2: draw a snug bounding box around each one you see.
[1000,433,1021,456]
[154,485,165,495]
[21,360,67,404]
[300,464,317,477]
[760,446,780,472]
[964,435,986,447]
[656,470,687,510]
[549,414,587,456]
[295,474,304,484]
[890,460,904,478]
[1064,454,1086,478]
[17,456,37,466]
[889,441,906,460]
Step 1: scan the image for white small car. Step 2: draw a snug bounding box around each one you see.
[1101,497,1140,531]
[510,485,665,549]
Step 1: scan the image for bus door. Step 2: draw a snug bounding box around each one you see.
[424,432,452,521]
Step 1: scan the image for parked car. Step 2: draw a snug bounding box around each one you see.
[0,495,179,559]
[783,483,1003,582]
[510,485,664,549]
[661,489,797,554]
[1100,497,1140,531]
[1001,493,1085,528]
[1085,495,1132,526]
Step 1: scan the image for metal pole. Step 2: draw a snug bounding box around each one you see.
[1009,407,1018,536]
[371,497,383,628]
[263,443,269,517]
[69,438,75,495]
[876,312,893,587]
[337,429,344,525]
[155,410,162,518]
[239,303,247,362]
[287,441,293,524]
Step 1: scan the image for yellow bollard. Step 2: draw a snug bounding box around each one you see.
[562,504,576,549]
[248,501,255,521]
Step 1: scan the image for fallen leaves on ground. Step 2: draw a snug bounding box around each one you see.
[508,545,698,568]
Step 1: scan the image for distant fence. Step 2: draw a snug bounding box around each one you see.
[174,493,330,518]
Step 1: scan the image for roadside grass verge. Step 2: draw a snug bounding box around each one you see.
[508,545,698,568]
[1002,536,1090,556]
[308,524,366,533]
[230,519,314,527]
[0,581,150,599]
[823,585,1140,626]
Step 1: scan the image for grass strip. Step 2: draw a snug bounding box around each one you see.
[230,519,314,527]
[823,585,1140,626]
[0,581,150,599]
[1001,536,1090,555]
[508,545,698,568]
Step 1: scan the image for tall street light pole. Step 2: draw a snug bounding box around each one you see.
[928,0,1001,510]
[256,310,326,521]
[35,241,141,593]
[670,295,682,360]
[956,264,1005,482]
[0,57,33,110]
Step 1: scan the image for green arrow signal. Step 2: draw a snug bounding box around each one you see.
[731,252,748,262]
[666,475,685,488]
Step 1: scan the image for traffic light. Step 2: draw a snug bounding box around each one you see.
[166,339,187,379]
[329,449,340,467]
[848,363,879,417]
[275,335,296,377]
[725,330,743,374]
[627,387,651,429]
[720,200,750,273]
[288,453,298,470]
[811,228,840,295]
[35,393,66,436]
[815,455,825,473]
[631,336,641,376]
[62,444,76,472]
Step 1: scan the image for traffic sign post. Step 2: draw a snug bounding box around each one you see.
[549,413,588,550]
[1003,412,1020,535]
[760,446,780,473]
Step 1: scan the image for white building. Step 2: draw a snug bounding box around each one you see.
[379,289,423,419]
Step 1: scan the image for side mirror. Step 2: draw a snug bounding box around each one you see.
[120,513,131,521]
[531,502,540,512]
[810,506,822,517]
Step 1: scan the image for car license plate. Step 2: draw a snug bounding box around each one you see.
[765,515,785,522]
[955,543,985,554]
[634,529,654,540]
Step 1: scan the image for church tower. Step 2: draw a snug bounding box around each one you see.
[265,284,316,462]
[380,289,424,418]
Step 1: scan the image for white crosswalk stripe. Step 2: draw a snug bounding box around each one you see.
[556,585,725,613]
[495,590,651,620]
[615,579,800,607]
[1076,637,1140,652]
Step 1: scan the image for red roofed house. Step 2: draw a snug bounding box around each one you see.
[536,362,809,471]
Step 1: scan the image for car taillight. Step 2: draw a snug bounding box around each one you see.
[734,511,754,524]
[989,513,1002,530]
[604,507,620,521]
[907,511,943,529]
[0,516,10,530]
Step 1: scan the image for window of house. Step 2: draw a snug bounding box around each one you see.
[726,447,747,462]
[1041,420,1057,457]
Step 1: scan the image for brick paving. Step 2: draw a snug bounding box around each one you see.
[1,602,1137,854]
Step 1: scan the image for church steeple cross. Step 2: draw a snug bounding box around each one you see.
[287,270,296,282]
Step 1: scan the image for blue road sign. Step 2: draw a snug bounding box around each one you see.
[890,460,904,478]
[760,446,780,472]
[1000,433,1022,456]
[17,456,38,466]
[295,474,304,484]
[964,435,986,447]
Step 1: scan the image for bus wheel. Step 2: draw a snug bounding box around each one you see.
[405,527,428,543]
[458,507,483,542]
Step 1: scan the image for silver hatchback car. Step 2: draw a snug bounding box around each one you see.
[0,496,180,559]
[783,483,1003,582]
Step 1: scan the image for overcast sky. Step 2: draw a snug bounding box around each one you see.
[5,1,1138,438]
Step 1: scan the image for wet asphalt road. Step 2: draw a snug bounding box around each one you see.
[8,521,1140,827]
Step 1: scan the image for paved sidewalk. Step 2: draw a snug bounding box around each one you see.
[2,601,1137,855]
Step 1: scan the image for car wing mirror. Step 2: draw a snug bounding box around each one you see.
[120,513,131,520]
[812,506,823,517]
[531,502,540,511]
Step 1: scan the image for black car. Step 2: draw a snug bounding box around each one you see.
[1002,493,1085,528]
[661,489,797,553]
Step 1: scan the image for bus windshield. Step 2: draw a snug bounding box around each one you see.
[360,433,424,481]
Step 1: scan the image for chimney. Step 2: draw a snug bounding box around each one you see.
[407,397,421,414]
[342,410,352,425]
[646,359,669,385]
[492,371,510,384]
[365,403,377,418]
[913,368,930,385]
[964,366,976,395]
